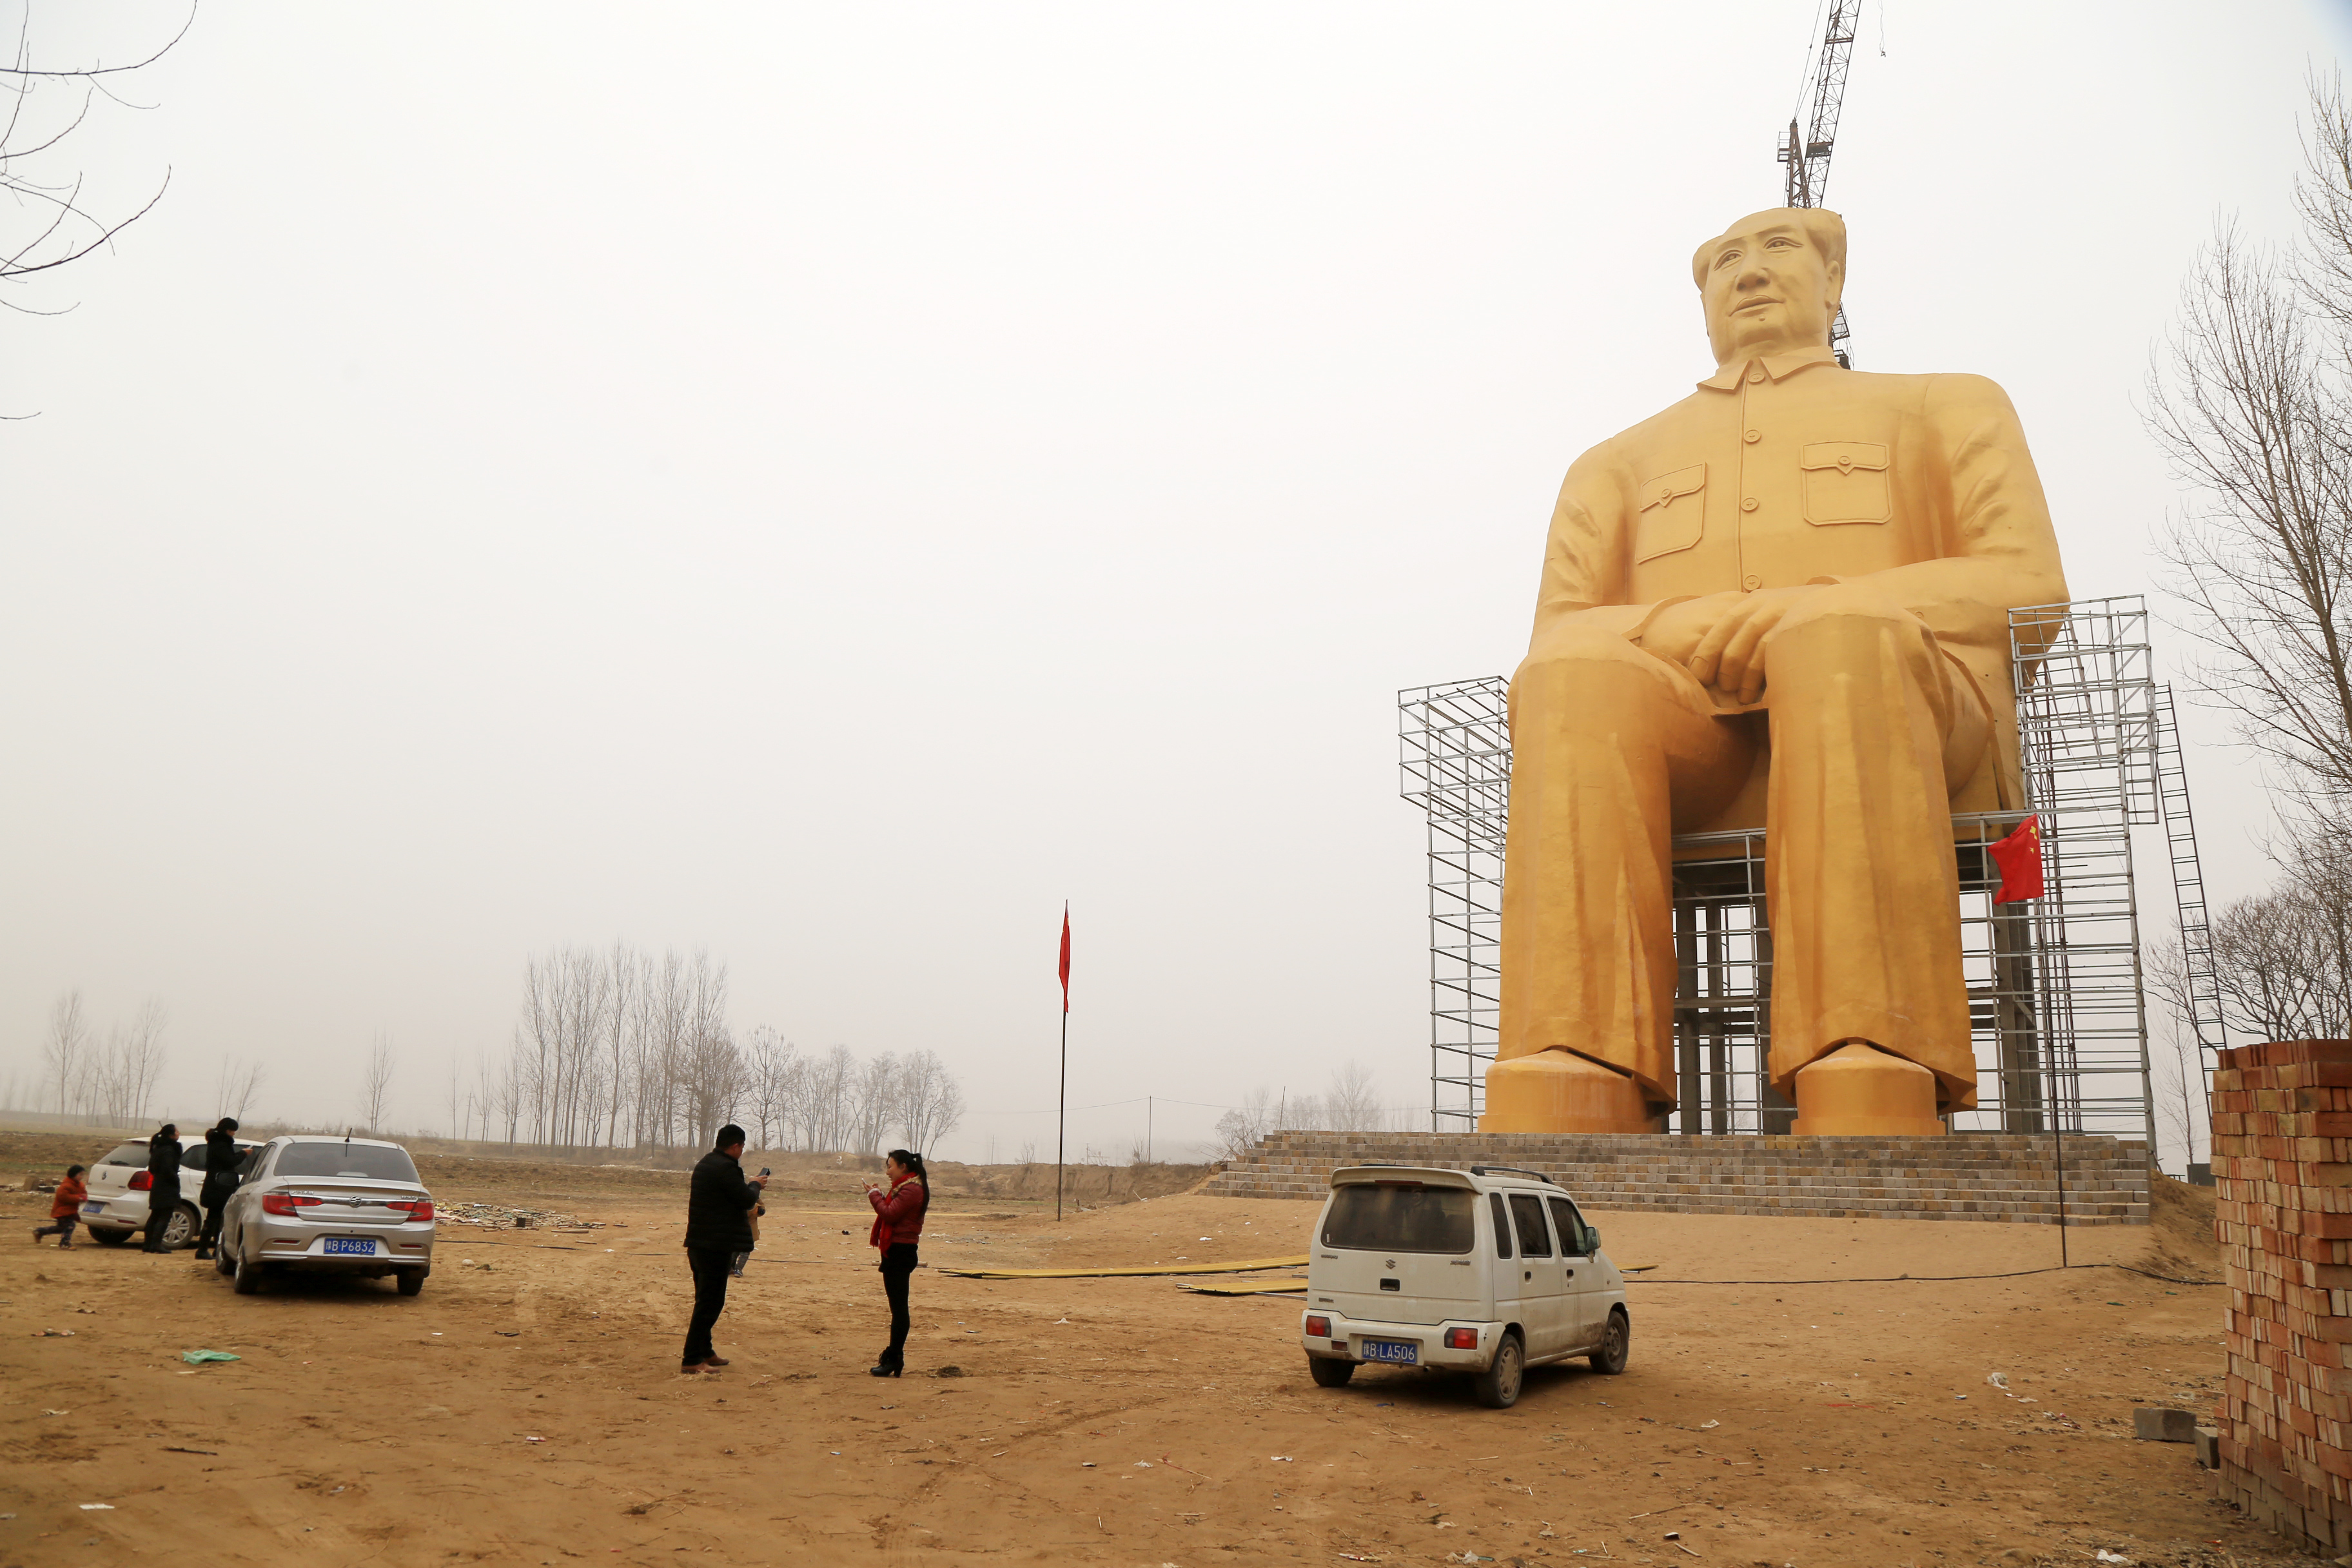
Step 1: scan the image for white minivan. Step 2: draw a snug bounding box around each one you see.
[1299,1164,1629,1408]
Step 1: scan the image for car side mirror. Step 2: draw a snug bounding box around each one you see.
[1584,1228,1602,1255]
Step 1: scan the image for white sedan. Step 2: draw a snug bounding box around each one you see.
[217,1135,437,1297]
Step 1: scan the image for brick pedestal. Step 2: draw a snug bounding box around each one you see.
[1204,1130,2149,1223]
[2213,1039,2352,1554]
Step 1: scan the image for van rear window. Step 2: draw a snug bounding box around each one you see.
[1322,1184,1476,1254]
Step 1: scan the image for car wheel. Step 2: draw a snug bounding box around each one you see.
[1307,1356,1355,1388]
[395,1267,427,1298]
[1472,1329,1524,1409]
[215,1231,237,1277]
[163,1202,199,1250]
[1590,1309,1630,1375]
[91,1226,130,1246]
[232,1243,266,1295]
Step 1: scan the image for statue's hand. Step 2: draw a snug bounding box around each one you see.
[1686,586,1814,704]
[1638,592,1748,667]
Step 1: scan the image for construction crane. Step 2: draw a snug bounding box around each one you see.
[1777,0,1861,367]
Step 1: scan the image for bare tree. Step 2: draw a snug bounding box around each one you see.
[1213,1086,1277,1161]
[849,1052,902,1155]
[2149,72,2352,822]
[1324,1062,1382,1132]
[215,1056,266,1121]
[116,998,167,1122]
[897,1049,965,1155]
[43,988,86,1115]
[358,1033,395,1133]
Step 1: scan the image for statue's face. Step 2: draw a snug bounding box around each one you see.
[1698,218,1839,364]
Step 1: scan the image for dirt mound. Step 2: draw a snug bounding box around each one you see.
[2144,1170,2220,1279]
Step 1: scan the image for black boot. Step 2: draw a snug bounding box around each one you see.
[868,1350,903,1378]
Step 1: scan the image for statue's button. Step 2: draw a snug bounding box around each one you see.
[1747,366,1766,384]
[1743,429,1761,444]
[1740,497,1759,512]
[1743,574,1763,591]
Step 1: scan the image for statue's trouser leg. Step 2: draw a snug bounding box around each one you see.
[1759,587,1989,1132]
[1486,625,1755,1133]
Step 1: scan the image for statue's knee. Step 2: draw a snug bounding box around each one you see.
[1516,627,1671,695]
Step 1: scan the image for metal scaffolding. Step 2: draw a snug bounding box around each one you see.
[1398,596,2219,1139]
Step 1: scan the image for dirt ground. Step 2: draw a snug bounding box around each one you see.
[0,1133,2291,1568]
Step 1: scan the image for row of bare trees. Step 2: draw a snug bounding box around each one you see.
[38,990,172,1126]
[1212,1063,1413,1161]
[469,944,965,1157]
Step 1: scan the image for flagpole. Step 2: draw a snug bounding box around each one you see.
[1057,901,1070,1224]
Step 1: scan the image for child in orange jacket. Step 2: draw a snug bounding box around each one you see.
[34,1165,86,1248]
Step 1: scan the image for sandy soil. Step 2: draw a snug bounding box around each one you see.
[0,1135,2288,1568]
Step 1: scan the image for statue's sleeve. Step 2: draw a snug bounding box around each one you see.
[1855,373,2069,650]
[1530,447,1643,645]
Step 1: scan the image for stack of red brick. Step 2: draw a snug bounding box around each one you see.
[2213,1037,2352,1554]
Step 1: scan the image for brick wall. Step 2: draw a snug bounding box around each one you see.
[1204,1130,2149,1224]
[2213,1039,2352,1554]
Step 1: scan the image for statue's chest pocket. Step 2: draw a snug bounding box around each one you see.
[1799,441,1891,526]
[1634,462,1706,562]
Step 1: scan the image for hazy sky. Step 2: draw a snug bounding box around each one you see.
[6,3,2349,1159]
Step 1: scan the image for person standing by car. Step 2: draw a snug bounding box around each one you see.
[140,1123,183,1253]
[864,1150,928,1378]
[193,1117,240,1261]
[33,1164,87,1247]
[680,1125,765,1374]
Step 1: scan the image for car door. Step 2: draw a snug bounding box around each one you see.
[224,1142,276,1252]
[1505,1191,1571,1360]
[1485,1190,1522,1335]
[1549,1195,1605,1351]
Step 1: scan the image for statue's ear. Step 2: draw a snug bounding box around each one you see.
[1823,259,1846,318]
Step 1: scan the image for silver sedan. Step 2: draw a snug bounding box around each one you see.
[217,1134,437,1297]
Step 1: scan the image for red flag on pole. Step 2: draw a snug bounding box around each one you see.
[1988,814,2044,902]
[1058,904,1072,1012]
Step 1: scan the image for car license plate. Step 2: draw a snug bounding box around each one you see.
[1363,1338,1418,1364]
[323,1237,377,1256]
[81,1202,104,1215]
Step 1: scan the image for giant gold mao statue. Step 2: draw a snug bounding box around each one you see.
[1484,208,2067,1137]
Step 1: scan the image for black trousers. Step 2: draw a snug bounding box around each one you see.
[683,1247,732,1366]
[198,1188,232,1252]
[141,1183,181,1250]
[880,1243,919,1362]
[34,1216,77,1244]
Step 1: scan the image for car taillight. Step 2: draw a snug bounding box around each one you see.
[390,1200,435,1222]
[128,1171,152,1191]
[1304,1315,1330,1337]
[262,1193,322,1216]
[1445,1328,1480,1349]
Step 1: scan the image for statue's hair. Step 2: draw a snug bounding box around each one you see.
[1690,207,1847,291]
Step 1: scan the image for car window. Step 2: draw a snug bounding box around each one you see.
[181,1144,209,1172]
[1508,1192,1554,1258]
[1320,1184,1476,1254]
[1547,1196,1587,1255]
[273,1142,421,1182]
[99,1142,147,1167]
[1487,1191,1513,1259]
[238,1148,264,1177]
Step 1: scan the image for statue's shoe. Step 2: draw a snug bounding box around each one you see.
[1480,1049,1665,1134]
[1790,1042,1946,1136]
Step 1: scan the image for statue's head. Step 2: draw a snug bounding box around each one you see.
[1691,207,1846,366]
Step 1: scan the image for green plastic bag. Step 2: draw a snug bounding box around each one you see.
[180,1349,240,1365]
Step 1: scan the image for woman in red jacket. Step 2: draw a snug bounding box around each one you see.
[864,1150,928,1378]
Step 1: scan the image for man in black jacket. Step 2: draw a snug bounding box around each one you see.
[140,1123,183,1253]
[681,1126,765,1373]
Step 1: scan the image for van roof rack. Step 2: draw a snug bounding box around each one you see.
[1467,1164,1556,1185]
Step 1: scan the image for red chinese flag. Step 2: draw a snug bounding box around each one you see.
[1988,814,2044,903]
[1057,904,1072,1012]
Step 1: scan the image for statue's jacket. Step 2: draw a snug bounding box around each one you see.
[1530,344,2069,815]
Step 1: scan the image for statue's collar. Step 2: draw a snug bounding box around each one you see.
[1696,344,1841,391]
